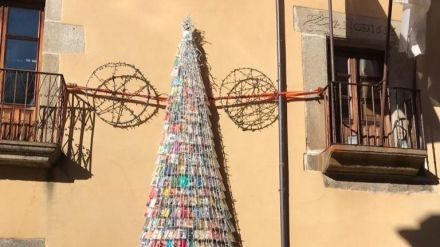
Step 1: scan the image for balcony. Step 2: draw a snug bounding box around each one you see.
[320,81,427,178]
[0,68,66,168]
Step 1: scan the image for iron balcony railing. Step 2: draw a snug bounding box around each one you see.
[0,68,67,144]
[324,81,426,150]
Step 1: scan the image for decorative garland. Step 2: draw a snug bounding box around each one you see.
[140,18,236,247]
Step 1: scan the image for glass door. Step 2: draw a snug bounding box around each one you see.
[0,5,43,140]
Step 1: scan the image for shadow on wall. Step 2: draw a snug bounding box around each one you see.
[418,0,440,177]
[0,92,96,183]
[420,0,440,108]
[59,92,96,182]
[345,0,395,45]
[193,29,243,246]
[398,215,440,247]
[346,0,386,20]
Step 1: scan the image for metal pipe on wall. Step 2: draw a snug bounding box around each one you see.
[328,0,336,145]
[328,0,336,83]
[379,0,394,146]
[275,0,290,246]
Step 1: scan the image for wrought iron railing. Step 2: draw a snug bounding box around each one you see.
[0,68,66,144]
[324,81,425,149]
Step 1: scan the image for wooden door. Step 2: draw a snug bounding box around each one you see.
[333,47,385,146]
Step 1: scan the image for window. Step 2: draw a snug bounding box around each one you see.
[1,3,43,105]
[0,2,44,142]
[331,46,385,146]
[322,44,427,180]
[326,44,424,150]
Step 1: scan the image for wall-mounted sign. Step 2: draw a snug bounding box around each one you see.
[294,6,401,41]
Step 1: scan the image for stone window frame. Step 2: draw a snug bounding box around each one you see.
[296,6,418,173]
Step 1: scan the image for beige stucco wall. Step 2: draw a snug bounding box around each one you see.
[1,0,439,247]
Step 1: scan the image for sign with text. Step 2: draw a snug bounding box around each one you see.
[294,6,400,41]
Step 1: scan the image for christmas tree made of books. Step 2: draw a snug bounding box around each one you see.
[140,18,236,247]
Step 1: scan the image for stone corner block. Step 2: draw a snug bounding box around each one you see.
[0,238,45,247]
[43,21,85,54]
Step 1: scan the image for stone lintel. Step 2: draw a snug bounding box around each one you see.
[293,6,401,41]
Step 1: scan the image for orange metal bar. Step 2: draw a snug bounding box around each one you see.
[66,83,323,103]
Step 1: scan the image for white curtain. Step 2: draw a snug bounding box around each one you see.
[394,0,431,57]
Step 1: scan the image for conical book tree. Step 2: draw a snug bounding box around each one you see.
[140,18,236,247]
